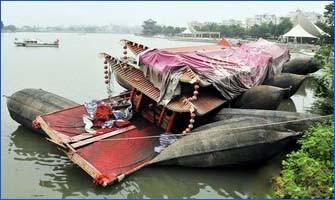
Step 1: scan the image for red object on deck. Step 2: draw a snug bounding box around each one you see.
[93,104,112,127]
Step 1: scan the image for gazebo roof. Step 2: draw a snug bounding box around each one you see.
[283,11,328,38]
[283,24,318,38]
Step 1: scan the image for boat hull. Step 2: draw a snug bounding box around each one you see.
[232,85,286,110]
[16,43,59,47]
[151,108,325,167]
[263,73,306,98]
[282,57,320,75]
[6,88,79,131]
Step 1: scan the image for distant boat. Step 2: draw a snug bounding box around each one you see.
[14,38,59,47]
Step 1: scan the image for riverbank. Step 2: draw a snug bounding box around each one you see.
[152,35,320,56]
[273,121,333,198]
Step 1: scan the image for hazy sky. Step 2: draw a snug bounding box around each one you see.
[1,1,331,27]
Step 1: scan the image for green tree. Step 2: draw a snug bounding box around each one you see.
[310,3,334,113]
[317,3,333,43]
[274,121,334,198]
[141,19,160,36]
[4,24,17,32]
[229,24,246,38]
[267,21,276,38]
[276,17,293,36]
[311,45,333,115]
[323,3,333,35]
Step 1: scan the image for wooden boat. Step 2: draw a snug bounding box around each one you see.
[282,57,320,75]
[14,38,59,47]
[6,39,328,186]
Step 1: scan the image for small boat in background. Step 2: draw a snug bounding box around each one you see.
[14,38,59,47]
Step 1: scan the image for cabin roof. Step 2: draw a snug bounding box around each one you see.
[112,62,225,116]
[122,39,218,86]
[123,39,230,55]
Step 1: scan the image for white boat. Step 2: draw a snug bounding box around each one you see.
[14,38,59,47]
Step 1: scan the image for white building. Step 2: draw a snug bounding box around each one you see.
[221,19,244,27]
[245,13,277,28]
[287,9,323,24]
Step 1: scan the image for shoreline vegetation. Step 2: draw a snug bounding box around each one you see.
[273,3,333,198]
[273,43,334,199]
[1,9,327,44]
[273,121,334,198]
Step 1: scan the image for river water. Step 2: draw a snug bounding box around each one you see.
[1,32,316,198]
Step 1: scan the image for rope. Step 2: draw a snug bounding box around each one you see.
[3,94,333,141]
[102,114,332,142]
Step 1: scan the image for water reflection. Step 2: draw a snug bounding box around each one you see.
[277,77,315,113]
[277,98,297,112]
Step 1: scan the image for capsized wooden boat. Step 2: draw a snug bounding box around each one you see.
[150,108,326,167]
[211,108,324,132]
[151,117,300,167]
[263,73,307,98]
[6,88,79,132]
[282,57,320,75]
[231,85,287,110]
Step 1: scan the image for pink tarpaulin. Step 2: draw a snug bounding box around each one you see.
[139,39,289,105]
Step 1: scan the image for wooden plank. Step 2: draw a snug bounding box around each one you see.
[67,151,106,185]
[36,116,72,145]
[69,133,94,143]
[45,137,66,148]
[71,125,136,149]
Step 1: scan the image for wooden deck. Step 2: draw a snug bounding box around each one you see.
[36,97,162,186]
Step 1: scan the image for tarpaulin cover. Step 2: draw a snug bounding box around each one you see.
[139,39,289,105]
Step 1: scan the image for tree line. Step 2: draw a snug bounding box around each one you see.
[141,18,294,39]
[193,17,293,39]
[141,19,186,36]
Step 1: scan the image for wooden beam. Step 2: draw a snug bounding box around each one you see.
[69,133,94,143]
[71,125,136,149]
[45,137,66,148]
[166,112,177,132]
[67,151,105,183]
[135,93,143,112]
[36,116,72,145]
[157,107,166,127]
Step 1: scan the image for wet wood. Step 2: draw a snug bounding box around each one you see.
[69,133,95,143]
[67,151,105,184]
[70,125,136,149]
[36,116,71,144]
